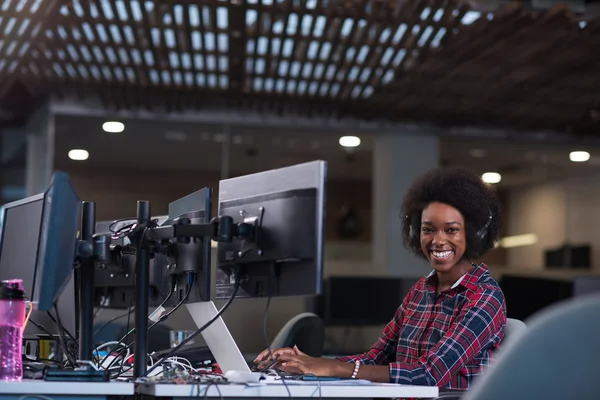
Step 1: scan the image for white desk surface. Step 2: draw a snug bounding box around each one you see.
[0,380,135,395]
[137,382,439,398]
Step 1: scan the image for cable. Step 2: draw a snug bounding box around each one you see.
[149,272,194,327]
[102,225,151,373]
[100,217,161,371]
[23,302,33,331]
[17,396,55,400]
[203,380,224,400]
[53,303,77,368]
[93,307,135,338]
[263,263,292,399]
[45,311,77,346]
[144,268,242,377]
[104,275,180,375]
[28,319,56,339]
[109,275,178,349]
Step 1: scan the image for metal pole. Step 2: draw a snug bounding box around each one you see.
[133,200,151,377]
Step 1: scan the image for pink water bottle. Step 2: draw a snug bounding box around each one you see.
[0,279,26,381]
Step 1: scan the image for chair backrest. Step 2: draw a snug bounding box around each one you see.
[463,294,600,400]
[271,312,325,357]
[503,318,526,345]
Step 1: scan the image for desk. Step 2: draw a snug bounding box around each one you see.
[0,380,135,400]
[137,382,439,399]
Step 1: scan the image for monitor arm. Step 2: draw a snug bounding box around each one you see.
[146,215,257,244]
[73,202,119,365]
[127,202,264,378]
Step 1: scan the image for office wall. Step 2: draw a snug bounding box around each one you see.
[505,174,600,271]
[506,182,566,269]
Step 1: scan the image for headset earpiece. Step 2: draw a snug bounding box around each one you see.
[406,214,418,244]
[476,210,493,242]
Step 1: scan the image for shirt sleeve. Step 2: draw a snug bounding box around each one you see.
[389,286,506,387]
[338,290,412,366]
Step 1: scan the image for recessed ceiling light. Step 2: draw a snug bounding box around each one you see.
[569,151,590,162]
[68,149,89,161]
[339,135,361,148]
[469,148,487,158]
[481,172,501,184]
[102,121,125,133]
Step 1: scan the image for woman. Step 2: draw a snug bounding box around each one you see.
[254,167,507,390]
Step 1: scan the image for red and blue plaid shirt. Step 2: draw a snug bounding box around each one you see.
[339,263,506,389]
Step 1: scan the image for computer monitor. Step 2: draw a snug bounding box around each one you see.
[160,188,212,305]
[499,275,573,320]
[33,172,81,312]
[0,194,44,298]
[544,245,591,269]
[0,192,78,337]
[214,160,326,299]
[94,216,168,308]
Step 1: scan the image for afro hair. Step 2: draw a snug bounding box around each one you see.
[400,166,502,261]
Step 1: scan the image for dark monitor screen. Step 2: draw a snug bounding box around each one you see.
[0,194,44,298]
[544,245,591,269]
[0,193,77,336]
[499,275,573,321]
[33,172,81,312]
[321,277,409,326]
[215,161,326,300]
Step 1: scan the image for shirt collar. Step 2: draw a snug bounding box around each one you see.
[426,263,488,292]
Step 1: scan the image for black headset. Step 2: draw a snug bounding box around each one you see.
[406,209,493,244]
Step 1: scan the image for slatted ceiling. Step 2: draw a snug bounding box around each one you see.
[242,0,467,101]
[2,1,600,135]
[0,0,465,97]
[365,4,600,133]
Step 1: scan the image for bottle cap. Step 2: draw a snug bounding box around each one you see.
[0,280,26,300]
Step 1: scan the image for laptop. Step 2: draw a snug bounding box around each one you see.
[185,301,252,374]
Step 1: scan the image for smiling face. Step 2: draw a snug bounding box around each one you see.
[420,202,468,272]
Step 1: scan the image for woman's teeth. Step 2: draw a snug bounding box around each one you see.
[431,250,452,259]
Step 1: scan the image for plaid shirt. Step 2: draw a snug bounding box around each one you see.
[339,263,506,389]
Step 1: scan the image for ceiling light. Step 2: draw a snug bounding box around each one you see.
[569,151,590,162]
[481,172,501,184]
[68,149,89,161]
[339,135,361,148]
[102,121,125,133]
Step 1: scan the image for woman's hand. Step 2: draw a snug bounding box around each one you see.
[255,345,351,377]
[254,346,297,369]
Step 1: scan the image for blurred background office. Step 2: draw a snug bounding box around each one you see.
[1,0,600,355]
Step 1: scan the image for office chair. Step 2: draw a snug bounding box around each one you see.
[462,294,600,400]
[271,312,325,357]
[504,317,526,345]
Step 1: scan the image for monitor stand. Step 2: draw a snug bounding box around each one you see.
[185,301,252,375]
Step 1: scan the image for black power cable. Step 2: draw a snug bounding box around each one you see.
[144,267,242,377]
